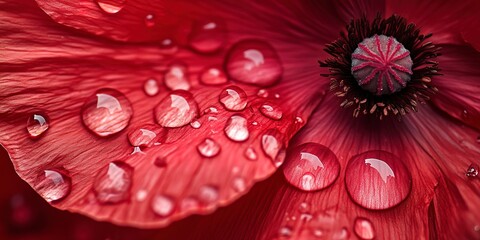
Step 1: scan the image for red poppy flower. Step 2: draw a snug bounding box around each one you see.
[1,0,480,239]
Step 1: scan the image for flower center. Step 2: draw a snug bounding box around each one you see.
[351,35,413,95]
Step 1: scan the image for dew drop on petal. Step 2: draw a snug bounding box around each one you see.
[283,143,340,192]
[35,170,71,203]
[225,39,283,87]
[245,147,258,161]
[180,197,200,212]
[26,113,49,138]
[257,89,269,98]
[260,103,283,120]
[232,177,247,192]
[354,217,375,240]
[261,129,284,166]
[144,78,159,96]
[144,14,155,28]
[151,195,174,217]
[466,163,479,178]
[224,115,249,142]
[93,162,133,204]
[189,20,225,53]
[199,66,228,85]
[345,151,412,210]
[127,125,166,148]
[95,0,125,14]
[190,120,202,129]
[81,89,133,137]
[333,227,350,240]
[135,189,148,202]
[219,86,248,111]
[164,64,190,91]
[197,138,221,158]
[154,91,199,128]
[198,185,219,204]
[279,226,292,237]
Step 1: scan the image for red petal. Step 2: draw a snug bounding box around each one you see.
[0,0,334,228]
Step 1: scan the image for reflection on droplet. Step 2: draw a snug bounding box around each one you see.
[279,226,292,237]
[154,91,199,128]
[27,113,49,138]
[95,0,125,14]
[127,125,166,148]
[164,64,190,91]
[197,138,221,158]
[189,20,225,53]
[198,185,219,204]
[225,39,283,87]
[261,129,284,167]
[190,120,202,129]
[81,89,133,137]
[232,177,246,192]
[151,194,174,217]
[35,170,71,202]
[345,151,412,210]
[260,103,283,120]
[283,143,340,192]
[144,14,155,28]
[144,78,159,96]
[93,162,133,204]
[245,147,258,160]
[200,66,228,85]
[135,189,147,202]
[333,227,350,240]
[219,86,248,111]
[257,89,269,98]
[354,217,375,240]
[224,115,249,142]
[466,163,479,178]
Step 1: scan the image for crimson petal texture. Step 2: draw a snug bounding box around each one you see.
[0,0,334,228]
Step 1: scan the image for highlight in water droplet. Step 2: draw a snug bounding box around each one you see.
[127,125,166,148]
[144,14,155,28]
[354,217,375,240]
[198,185,219,204]
[219,86,248,111]
[260,103,283,120]
[224,115,249,142]
[151,194,174,217]
[164,64,190,91]
[197,138,221,158]
[466,163,479,178]
[93,162,133,204]
[245,147,258,161]
[199,66,228,85]
[144,78,159,96]
[35,169,71,203]
[95,0,125,14]
[261,129,284,167]
[26,113,49,138]
[154,91,199,128]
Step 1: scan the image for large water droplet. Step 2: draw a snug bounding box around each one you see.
[26,113,49,138]
[260,103,283,120]
[224,115,249,142]
[345,151,412,210]
[200,66,228,85]
[197,138,221,158]
[93,162,133,204]
[154,91,199,128]
[151,194,174,217]
[35,170,71,202]
[198,185,219,204]
[144,78,159,96]
[189,20,225,53]
[283,143,340,192]
[261,129,284,167]
[245,147,258,161]
[219,86,248,111]
[354,217,375,240]
[81,89,133,137]
[466,163,479,178]
[95,0,125,14]
[225,39,282,87]
[127,125,166,148]
[164,64,190,91]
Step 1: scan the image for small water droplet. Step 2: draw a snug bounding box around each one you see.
[144,14,155,28]
[283,143,340,192]
[261,129,284,166]
[204,107,218,114]
[224,115,249,142]
[257,89,269,98]
[154,91,199,128]
[81,89,133,137]
[295,116,304,124]
[466,163,479,178]
[197,138,221,158]
[274,93,280,99]
[127,125,166,148]
[26,113,49,138]
[93,162,133,204]
[333,227,350,240]
[160,38,175,48]
[164,64,190,91]
[354,217,375,240]
[190,120,202,129]
[200,66,228,85]
[151,194,174,217]
[225,39,282,87]
[95,0,125,14]
[199,185,219,203]
[279,226,292,237]
[135,190,147,202]
[35,170,71,202]
[181,197,200,212]
[260,103,283,120]
[232,177,247,192]
[312,229,324,238]
[208,116,218,121]
[144,78,159,96]
[251,121,258,126]
[298,202,310,213]
[345,151,412,210]
[189,20,225,53]
[219,86,248,111]
[245,147,258,160]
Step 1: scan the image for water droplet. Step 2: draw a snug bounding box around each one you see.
[135,189,147,202]
[251,121,258,126]
[219,86,248,111]
[345,151,412,210]
[81,89,133,137]
[144,14,155,28]
[295,116,304,124]
[466,163,479,178]
[261,129,284,166]
[26,113,49,138]
[257,89,269,98]
[200,66,228,85]
[274,93,280,99]
[260,103,283,120]
[190,120,202,129]
[197,138,221,158]
[298,202,310,213]
[181,197,200,212]
[127,125,166,148]
[95,0,125,14]
[204,107,218,114]
[160,38,175,48]
[245,147,258,160]
[198,185,219,203]
[164,64,190,91]
[232,177,246,192]
[93,162,133,204]
[189,20,225,53]
[279,226,292,237]
[35,170,71,202]
[283,143,340,192]
[354,217,375,240]
[208,116,218,121]
[144,78,159,96]
[151,194,174,217]
[154,91,199,128]
[312,229,324,238]
[225,39,282,87]
[224,115,249,142]
[333,227,350,240]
